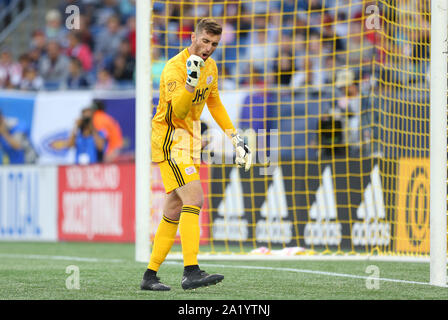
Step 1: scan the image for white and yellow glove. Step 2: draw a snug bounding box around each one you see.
[231,133,252,171]
[186,54,205,87]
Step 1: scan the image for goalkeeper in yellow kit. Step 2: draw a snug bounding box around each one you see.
[140,19,252,291]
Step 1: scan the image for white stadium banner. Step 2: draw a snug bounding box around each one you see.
[0,165,58,241]
[31,91,93,164]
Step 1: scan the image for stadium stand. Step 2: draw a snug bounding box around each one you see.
[0,0,431,161]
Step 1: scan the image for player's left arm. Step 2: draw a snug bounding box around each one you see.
[207,89,252,171]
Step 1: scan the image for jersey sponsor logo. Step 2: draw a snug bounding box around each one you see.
[192,87,209,104]
[351,165,390,246]
[185,165,196,175]
[304,166,342,246]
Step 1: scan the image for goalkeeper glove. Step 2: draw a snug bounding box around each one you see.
[231,133,252,171]
[186,54,205,87]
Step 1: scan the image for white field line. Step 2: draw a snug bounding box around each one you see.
[1,252,445,288]
[164,261,445,288]
[0,253,124,263]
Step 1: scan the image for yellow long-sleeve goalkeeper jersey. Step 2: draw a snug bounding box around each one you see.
[151,48,235,163]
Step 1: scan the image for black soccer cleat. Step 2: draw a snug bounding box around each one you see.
[140,276,171,291]
[181,269,224,290]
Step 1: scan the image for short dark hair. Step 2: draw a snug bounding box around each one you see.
[195,18,222,36]
[92,99,106,111]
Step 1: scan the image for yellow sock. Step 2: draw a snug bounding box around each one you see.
[179,205,201,266]
[147,215,179,272]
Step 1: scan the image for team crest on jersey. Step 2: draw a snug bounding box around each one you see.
[206,75,213,85]
[168,81,176,92]
[185,166,197,175]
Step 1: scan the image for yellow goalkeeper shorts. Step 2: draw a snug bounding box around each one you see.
[158,159,200,194]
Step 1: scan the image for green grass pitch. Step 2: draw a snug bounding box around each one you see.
[0,242,447,300]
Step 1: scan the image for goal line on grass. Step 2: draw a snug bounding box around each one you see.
[0,253,442,288]
[164,261,438,288]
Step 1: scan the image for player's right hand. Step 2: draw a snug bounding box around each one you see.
[186,54,205,87]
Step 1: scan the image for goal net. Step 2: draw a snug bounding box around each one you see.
[146,0,445,260]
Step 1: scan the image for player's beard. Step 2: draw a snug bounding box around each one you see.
[191,42,211,61]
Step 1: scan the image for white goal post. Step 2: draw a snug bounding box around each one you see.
[135,0,152,263]
[429,0,447,287]
[134,0,447,287]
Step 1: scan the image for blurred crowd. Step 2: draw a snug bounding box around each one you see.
[0,0,432,161]
[0,0,136,91]
[0,0,431,92]
[0,0,12,9]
